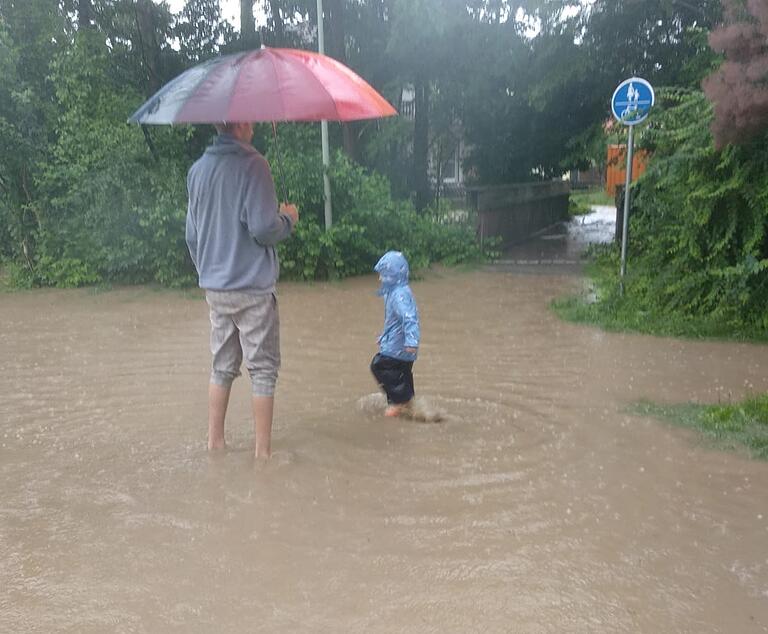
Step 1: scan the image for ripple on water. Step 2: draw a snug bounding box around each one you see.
[2,275,768,633]
[356,392,445,422]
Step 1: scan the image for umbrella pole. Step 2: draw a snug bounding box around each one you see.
[271,121,290,204]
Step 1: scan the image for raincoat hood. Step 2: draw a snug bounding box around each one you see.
[374,251,409,296]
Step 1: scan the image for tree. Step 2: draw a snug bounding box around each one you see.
[78,0,93,28]
[173,0,234,64]
[240,0,258,49]
[77,0,177,96]
[2,0,742,287]
[265,0,285,45]
[133,0,167,93]
[703,0,768,147]
[385,0,473,209]
[460,0,722,183]
[0,0,67,269]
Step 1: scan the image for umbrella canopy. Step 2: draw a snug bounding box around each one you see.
[128,47,397,125]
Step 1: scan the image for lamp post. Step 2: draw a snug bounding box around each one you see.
[317,0,333,229]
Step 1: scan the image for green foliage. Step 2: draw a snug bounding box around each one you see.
[570,188,613,207]
[173,0,235,64]
[28,32,196,288]
[568,188,613,217]
[555,88,768,340]
[632,393,768,460]
[631,88,768,330]
[1,47,487,290]
[552,244,768,341]
[462,2,722,183]
[0,1,65,268]
[568,198,591,217]
[262,122,324,217]
[361,116,415,199]
[271,127,492,281]
[566,188,614,218]
[2,0,732,292]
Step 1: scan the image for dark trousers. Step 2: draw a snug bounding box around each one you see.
[370,353,415,404]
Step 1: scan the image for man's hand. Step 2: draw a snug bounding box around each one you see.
[280,203,299,226]
[404,347,417,354]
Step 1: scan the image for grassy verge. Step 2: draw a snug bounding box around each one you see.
[569,187,614,217]
[570,187,614,207]
[630,394,768,460]
[552,251,768,342]
[0,264,11,291]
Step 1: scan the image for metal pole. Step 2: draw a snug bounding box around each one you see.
[620,124,635,294]
[317,0,333,229]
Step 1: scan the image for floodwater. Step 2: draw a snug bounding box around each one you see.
[2,210,768,633]
[490,205,617,275]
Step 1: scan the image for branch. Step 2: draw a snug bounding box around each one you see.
[671,0,707,18]
[20,167,32,204]
[133,1,161,95]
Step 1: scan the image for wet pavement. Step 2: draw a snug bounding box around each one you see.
[2,204,768,633]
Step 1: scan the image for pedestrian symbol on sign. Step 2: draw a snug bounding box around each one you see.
[622,82,639,118]
[611,77,654,126]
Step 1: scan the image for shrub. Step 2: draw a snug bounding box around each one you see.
[3,41,490,289]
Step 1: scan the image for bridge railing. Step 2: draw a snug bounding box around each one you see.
[466,181,570,248]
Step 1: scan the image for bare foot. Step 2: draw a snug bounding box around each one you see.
[208,438,226,451]
[385,402,412,417]
[254,446,271,460]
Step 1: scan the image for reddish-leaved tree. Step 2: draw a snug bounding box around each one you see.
[703,0,768,147]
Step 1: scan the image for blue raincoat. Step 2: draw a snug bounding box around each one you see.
[375,251,420,362]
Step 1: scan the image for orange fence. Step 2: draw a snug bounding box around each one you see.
[605,144,649,197]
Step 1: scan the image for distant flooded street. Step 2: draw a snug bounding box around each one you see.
[2,216,768,631]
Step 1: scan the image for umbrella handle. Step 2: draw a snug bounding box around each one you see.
[271,122,290,204]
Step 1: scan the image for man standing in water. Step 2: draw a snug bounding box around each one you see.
[185,122,298,458]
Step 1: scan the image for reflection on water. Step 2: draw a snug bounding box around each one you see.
[567,204,617,248]
[2,270,768,633]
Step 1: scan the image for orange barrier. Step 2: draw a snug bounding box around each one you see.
[605,144,648,197]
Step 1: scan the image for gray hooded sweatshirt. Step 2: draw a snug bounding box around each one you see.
[185,134,294,292]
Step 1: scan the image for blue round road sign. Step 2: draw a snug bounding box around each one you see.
[611,77,654,126]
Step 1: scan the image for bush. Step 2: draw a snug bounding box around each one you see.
[556,89,768,340]
[630,88,768,330]
[2,39,490,289]
[276,138,492,280]
[14,33,198,288]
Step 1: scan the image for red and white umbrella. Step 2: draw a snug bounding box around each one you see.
[129,46,397,206]
[128,47,397,125]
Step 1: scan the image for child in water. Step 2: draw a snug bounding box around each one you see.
[370,251,420,417]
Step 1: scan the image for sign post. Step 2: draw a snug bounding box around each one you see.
[611,77,654,293]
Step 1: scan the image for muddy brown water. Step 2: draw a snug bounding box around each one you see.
[1,269,767,633]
